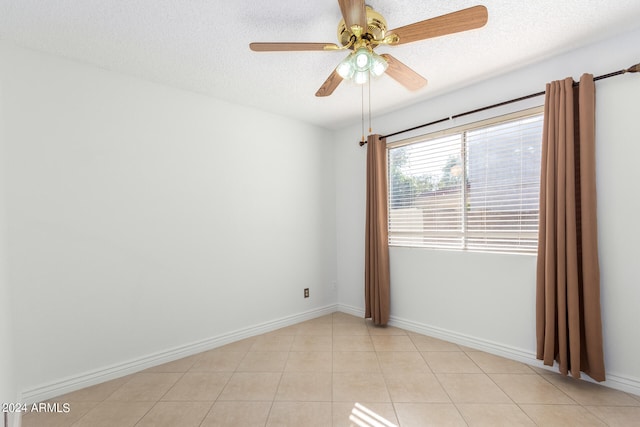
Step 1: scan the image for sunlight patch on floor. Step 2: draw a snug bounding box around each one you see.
[349,402,397,427]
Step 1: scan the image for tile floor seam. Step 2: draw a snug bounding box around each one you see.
[523,372,581,405]
[546,371,640,408]
[69,409,90,427]
[416,347,435,374]
[582,404,619,427]
[192,359,240,427]
[467,351,483,374]
[67,375,149,427]
[131,401,160,427]
[488,369,591,426]
[429,364,471,426]
[449,401,474,427]
[102,375,133,402]
[578,403,611,427]
[194,401,217,427]
[264,398,275,427]
[513,401,546,426]
[139,400,215,427]
[211,371,235,403]
[483,371,525,407]
[520,402,617,427]
[157,371,188,402]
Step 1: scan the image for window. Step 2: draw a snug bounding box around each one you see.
[388,107,543,254]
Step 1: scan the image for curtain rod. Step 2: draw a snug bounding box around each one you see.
[360,62,639,146]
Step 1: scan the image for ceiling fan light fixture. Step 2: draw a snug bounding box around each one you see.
[353,47,372,71]
[336,56,355,79]
[354,70,369,85]
[370,52,388,77]
[336,47,387,84]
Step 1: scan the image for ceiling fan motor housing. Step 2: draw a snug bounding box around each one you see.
[337,6,388,47]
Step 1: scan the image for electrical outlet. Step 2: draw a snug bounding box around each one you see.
[304,288,309,298]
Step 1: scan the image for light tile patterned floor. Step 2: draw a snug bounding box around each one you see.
[21,312,640,426]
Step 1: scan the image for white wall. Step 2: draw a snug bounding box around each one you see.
[335,27,640,394]
[0,58,18,424]
[595,74,640,389]
[0,41,337,400]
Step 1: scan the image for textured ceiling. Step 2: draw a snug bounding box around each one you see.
[1,0,640,130]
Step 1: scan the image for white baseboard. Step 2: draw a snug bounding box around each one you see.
[336,304,365,319]
[336,304,640,397]
[20,304,338,405]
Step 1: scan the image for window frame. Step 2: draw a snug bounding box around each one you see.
[386,106,544,255]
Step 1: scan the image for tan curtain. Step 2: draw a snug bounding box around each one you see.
[536,74,605,381]
[365,134,390,326]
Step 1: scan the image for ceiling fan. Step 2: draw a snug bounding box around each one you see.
[249,0,488,97]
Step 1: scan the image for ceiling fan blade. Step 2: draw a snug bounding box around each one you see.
[388,5,488,45]
[337,0,367,31]
[250,42,340,52]
[316,70,344,97]
[381,54,427,91]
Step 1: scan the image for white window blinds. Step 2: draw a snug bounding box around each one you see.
[388,107,543,254]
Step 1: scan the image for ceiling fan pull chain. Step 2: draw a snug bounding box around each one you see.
[368,73,372,134]
[361,83,365,143]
